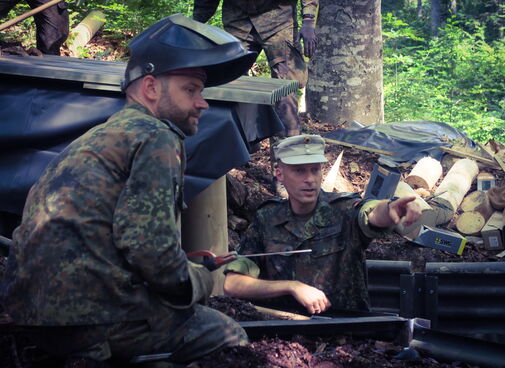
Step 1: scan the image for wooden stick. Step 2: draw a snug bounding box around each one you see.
[324,138,393,156]
[0,0,64,32]
[253,305,311,320]
[494,154,505,172]
[476,142,496,160]
[439,146,500,169]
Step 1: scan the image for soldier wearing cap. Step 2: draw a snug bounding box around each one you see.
[1,14,256,367]
[223,134,421,315]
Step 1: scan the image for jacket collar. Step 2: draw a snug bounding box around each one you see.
[271,191,335,228]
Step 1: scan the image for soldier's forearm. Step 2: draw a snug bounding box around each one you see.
[223,272,298,300]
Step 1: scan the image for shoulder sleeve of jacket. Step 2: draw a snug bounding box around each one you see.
[257,196,286,210]
[223,212,265,277]
[112,126,207,306]
[224,257,261,278]
[357,199,394,239]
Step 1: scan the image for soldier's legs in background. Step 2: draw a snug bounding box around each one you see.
[26,0,69,54]
[263,27,308,137]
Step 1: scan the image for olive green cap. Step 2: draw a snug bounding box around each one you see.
[274,134,328,165]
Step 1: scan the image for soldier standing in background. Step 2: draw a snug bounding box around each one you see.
[1,15,256,367]
[193,0,318,137]
[0,0,69,54]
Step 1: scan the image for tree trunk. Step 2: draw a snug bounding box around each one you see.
[306,0,383,126]
[431,0,442,35]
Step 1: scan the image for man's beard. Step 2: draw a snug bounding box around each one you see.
[157,83,199,136]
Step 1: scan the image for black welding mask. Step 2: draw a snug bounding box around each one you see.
[122,13,257,90]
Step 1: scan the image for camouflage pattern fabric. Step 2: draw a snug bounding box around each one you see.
[193,0,318,41]
[224,191,386,311]
[26,302,248,364]
[244,26,307,136]
[193,0,318,136]
[0,0,69,54]
[1,103,216,326]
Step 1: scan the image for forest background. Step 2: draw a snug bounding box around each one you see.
[2,0,504,143]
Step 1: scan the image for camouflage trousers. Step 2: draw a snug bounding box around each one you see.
[232,26,308,137]
[0,0,69,54]
[25,302,248,365]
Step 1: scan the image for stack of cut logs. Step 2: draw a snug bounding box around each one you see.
[389,140,505,246]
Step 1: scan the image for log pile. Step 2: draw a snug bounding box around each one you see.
[389,140,505,252]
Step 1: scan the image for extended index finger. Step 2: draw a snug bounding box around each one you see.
[393,196,417,207]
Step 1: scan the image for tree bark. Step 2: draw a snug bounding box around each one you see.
[306,0,383,126]
[488,185,505,210]
[456,190,495,235]
[431,0,442,35]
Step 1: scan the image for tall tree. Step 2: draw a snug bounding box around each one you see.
[431,0,442,35]
[306,0,383,126]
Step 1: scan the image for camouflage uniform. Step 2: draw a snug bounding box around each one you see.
[0,0,69,55]
[1,103,247,363]
[225,191,386,312]
[193,0,318,136]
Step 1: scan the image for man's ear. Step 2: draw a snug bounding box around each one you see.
[140,75,161,101]
[275,165,283,182]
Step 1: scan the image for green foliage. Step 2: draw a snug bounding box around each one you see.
[0,4,36,48]
[68,0,202,35]
[383,14,505,143]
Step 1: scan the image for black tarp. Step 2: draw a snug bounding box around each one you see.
[0,75,283,215]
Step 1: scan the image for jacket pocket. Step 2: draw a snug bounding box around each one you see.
[310,224,345,258]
